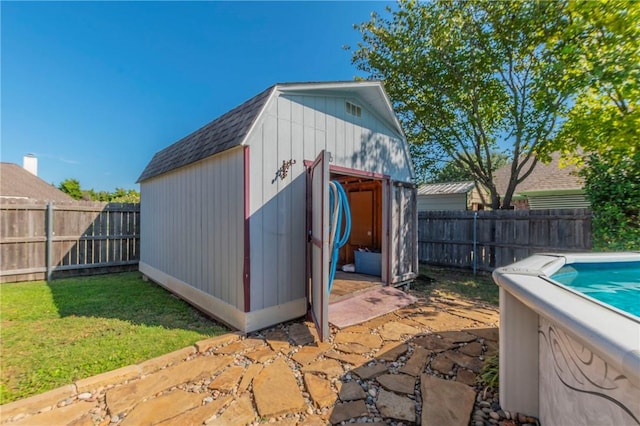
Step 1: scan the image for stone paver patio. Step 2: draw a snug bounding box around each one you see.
[0,291,530,426]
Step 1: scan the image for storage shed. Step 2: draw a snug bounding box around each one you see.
[138,81,418,339]
[417,181,487,211]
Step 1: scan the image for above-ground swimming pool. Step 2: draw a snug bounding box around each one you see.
[493,252,640,426]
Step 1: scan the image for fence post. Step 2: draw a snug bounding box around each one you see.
[473,211,478,275]
[46,202,53,282]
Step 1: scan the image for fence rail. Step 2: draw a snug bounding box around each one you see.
[1,201,140,283]
[418,209,592,272]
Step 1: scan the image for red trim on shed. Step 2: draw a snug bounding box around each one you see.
[329,164,389,180]
[243,146,251,312]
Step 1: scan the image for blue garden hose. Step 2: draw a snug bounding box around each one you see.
[328,180,351,293]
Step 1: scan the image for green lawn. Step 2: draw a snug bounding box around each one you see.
[413,265,499,306]
[0,272,228,404]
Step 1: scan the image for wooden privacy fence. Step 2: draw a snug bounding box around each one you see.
[1,201,140,283]
[418,209,592,272]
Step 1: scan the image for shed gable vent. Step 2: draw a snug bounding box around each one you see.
[345,101,362,117]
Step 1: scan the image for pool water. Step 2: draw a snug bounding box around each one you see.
[551,261,640,318]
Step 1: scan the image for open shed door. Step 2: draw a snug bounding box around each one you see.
[308,150,330,341]
[390,181,419,284]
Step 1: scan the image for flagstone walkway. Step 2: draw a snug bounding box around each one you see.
[1,291,537,426]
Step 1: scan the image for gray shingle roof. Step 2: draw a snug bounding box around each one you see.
[0,163,75,203]
[493,152,583,196]
[138,85,275,182]
[417,181,476,195]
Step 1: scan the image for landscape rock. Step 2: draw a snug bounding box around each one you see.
[438,330,477,344]
[328,400,368,424]
[292,346,326,366]
[334,332,382,350]
[264,329,291,352]
[288,323,318,346]
[430,353,455,374]
[120,390,201,426]
[378,322,420,341]
[216,394,256,425]
[375,389,416,422]
[303,374,336,408]
[376,373,416,395]
[106,355,232,415]
[421,374,476,426]
[444,351,484,373]
[324,350,367,366]
[376,343,408,362]
[244,346,276,363]
[253,359,306,417]
[335,342,371,355]
[465,327,499,342]
[300,359,343,378]
[412,311,475,331]
[238,363,263,393]
[455,368,477,386]
[10,402,92,426]
[412,334,456,353]
[352,363,388,380]
[338,382,366,401]
[459,341,484,357]
[208,365,244,392]
[400,346,430,376]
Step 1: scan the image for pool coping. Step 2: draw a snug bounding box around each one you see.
[493,252,640,390]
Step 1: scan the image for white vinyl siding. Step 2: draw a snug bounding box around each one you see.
[418,193,468,211]
[140,148,245,310]
[246,92,414,311]
[527,193,590,210]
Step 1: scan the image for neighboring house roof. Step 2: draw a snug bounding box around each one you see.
[494,152,584,196]
[138,81,405,183]
[417,181,475,196]
[0,162,75,203]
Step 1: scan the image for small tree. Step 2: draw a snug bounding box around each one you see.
[58,178,83,200]
[351,0,577,208]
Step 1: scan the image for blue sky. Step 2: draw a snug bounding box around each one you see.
[2,1,390,192]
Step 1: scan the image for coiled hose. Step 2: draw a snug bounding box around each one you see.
[328,180,351,293]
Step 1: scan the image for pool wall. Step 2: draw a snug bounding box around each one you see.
[493,253,640,425]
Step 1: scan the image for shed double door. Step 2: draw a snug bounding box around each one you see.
[307,151,418,341]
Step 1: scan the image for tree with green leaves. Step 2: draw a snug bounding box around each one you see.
[546,0,639,250]
[58,178,83,200]
[58,179,140,203]
[429,151,509,184]
[351,0,576,209]
[545,0,639,161]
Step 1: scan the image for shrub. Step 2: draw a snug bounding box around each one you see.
[582,149,640,251]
